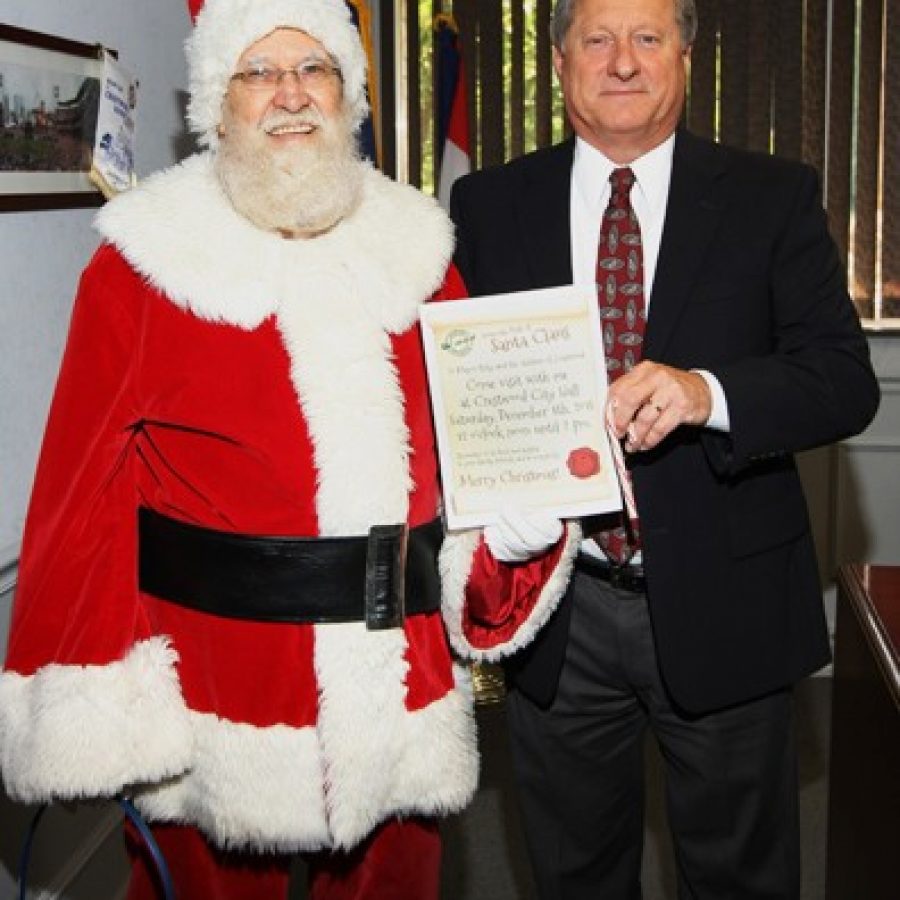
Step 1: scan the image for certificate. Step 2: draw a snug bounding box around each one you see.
[420,285,622,530]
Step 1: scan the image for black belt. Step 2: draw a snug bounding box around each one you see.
[138,507,443,628]
[574,553,646,593]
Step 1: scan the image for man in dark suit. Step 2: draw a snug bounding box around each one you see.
[449,0,879,896]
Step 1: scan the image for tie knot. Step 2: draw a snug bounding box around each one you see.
[610,167,635,203]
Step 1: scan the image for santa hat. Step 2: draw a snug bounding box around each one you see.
[186,0,369,148]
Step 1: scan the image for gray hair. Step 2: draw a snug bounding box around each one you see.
[550,0,697,50]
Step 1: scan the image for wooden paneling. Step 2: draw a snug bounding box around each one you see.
[509,0,525,159]
[378,0,397,178]
[827,0,856,265]
[884,0,900,315]
[405,0,422,187]
[745,1,772,155]
[854,0,884,310]
[430,0,442,184]
[535,0,554,148]
[802,0,829,179]
[771,0,803,160]
[719,0,750,148]
[478,1,505,168]
[688,0,719,140]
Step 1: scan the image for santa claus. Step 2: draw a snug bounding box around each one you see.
[0,1,580,897]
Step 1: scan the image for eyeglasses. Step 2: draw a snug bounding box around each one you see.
[231,59,342,91]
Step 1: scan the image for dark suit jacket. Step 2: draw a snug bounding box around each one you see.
[449,129,880,715]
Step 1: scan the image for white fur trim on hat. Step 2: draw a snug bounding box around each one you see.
[187,0,369,148]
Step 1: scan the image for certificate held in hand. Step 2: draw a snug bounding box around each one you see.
[420,285,623,530]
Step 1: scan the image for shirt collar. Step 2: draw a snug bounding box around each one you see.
[572,133,676,222]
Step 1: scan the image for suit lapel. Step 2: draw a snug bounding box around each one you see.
[515,139,575,289]
[645,130,728,359]
[501,132,726,350]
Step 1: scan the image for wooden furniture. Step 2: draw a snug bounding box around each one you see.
[827,564,900,899]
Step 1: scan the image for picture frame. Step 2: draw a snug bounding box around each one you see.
[0,23,109,211]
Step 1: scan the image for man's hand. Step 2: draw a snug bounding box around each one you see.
[607,361,712,452]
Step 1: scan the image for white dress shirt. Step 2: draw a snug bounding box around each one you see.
[569,136,729,558]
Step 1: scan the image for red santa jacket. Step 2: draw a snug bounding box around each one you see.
[0,155,491,853]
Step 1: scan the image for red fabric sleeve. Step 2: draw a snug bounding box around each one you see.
[462,536,567,650]
[6,246,148,675]
[432,262,468,302]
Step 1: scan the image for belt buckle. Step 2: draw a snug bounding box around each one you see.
[608,560,644,593]
[608,562,629,591]
[365,523,408,630]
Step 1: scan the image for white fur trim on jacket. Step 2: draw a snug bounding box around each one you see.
[134,711,330,853]
[187,0,369,148]
[94,153,453,335]
[314,625,477,849]
[0,638,192,803]
[275,258,411,533]
[132,664,476,853]
[440,522,583,662]
[268,172,478,848]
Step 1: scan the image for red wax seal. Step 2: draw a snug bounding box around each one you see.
[567,447,600,479]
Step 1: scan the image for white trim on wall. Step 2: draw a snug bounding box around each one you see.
[32,806,124,900]
[0,559,16,664]
[0,553,17,595]
[833,351,900,566]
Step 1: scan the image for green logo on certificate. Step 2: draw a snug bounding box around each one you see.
[441,329,476,356]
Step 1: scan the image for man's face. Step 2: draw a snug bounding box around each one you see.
[553,0,689,162]
[222,27,344,153]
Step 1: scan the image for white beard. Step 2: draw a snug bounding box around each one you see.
[214,105,365,236]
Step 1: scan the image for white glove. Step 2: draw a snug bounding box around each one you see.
[483,507,564,563]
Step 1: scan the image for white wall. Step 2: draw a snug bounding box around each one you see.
[795,334,900,644]
[833,334,900,566]
[0,2,191,897]
[0,0,192,566]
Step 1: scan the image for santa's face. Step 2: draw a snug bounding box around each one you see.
[222,28,345,152]
[214,27,363,237]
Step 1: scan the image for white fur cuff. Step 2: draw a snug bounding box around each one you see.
[0,638,193,803]
[440,523,582,662]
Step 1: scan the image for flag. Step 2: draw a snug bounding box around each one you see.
[344,0,379,165]
[435,14,470,210]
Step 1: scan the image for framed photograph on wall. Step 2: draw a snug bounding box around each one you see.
[0,24,107,211]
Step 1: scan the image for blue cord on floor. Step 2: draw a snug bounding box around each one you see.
[18,797,175,900]
[17,804,45,900]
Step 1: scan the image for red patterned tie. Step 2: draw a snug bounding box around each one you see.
[595,167,645,563]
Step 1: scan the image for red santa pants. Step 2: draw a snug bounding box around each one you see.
[125,817,441,900]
